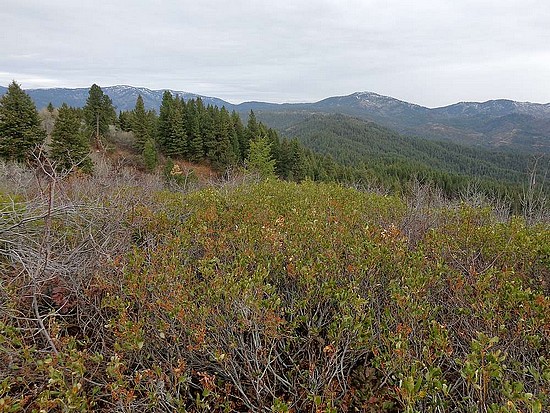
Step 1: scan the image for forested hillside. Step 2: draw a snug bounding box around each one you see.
[257,112,549,207]
[246,92,550,153]
[278,113,544,184]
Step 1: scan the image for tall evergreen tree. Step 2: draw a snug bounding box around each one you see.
[0,81,46,161]
[246,136,276,178]
[166,97,187,157]
[246,110,260,137]
[200,106,215,158]
[278,138,293,179]
[83,84,115,142]
[146,109,158,144]
[157,90,174,151]
[287,139,306,181]
[230,110,244,161]
[242,110,260,157]
[131,95,149,150]
[186,101,203,161]
[221,107,239,166]
[207,106,235,170]
[49,103,92,173]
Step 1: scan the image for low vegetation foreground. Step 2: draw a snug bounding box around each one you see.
[0,159,548,412]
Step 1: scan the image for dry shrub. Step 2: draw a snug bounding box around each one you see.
[0,154,179,409]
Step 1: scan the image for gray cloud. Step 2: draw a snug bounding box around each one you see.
[1,0,549,106]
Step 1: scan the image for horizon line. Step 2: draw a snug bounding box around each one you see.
[1,83,549,109]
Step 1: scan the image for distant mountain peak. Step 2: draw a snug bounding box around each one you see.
[352,91,383,98]
[332,91,428,111]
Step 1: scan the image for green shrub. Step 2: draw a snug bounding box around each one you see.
[1,179,548,411]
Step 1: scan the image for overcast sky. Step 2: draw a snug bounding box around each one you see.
[1,0,549,107]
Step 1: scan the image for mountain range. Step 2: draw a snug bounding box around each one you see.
[247,92,550,153]
[1,85,549,153]
[0,85,228,113]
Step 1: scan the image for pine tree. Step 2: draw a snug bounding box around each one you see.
[186,101,203,162]
[49,103,92,173]
[157,90,174,151]
[242,110,260,158]
[142,138,158,171]
[230,110,243,161]
[200,106,215,159]
[208,106,235,170]
[246,110,260,138]
[246,136,276,178]
[288,139,306,181]
[166,98,187,157]
[146,109,158,144]
[220,107,238,166]
[83,84,115,142]
[131,95,149,150]
[202,106,218,162]
[278,138,293,179]
[118,111,132,132]
[0,81,46,161]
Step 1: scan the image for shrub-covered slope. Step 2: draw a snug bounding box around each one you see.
[1,179,549,412]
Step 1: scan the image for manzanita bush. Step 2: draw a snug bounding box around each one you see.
[1,178,548,412]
